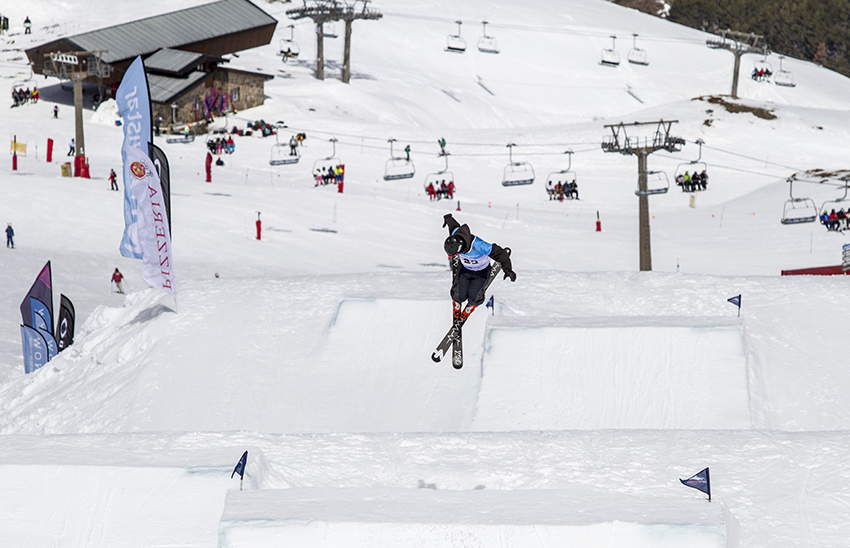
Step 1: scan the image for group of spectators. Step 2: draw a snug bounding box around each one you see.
[676,170,708,192]
[247,120,276,137]
[546,180,579,201]
[207,136,235,155]
[11,86,38,107]
[820,209,849,231]
[426,180,455,200]
[314,165,344,186]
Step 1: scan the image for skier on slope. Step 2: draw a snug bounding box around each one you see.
[442,213,515,322]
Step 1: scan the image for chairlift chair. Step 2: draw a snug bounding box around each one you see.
[446,21,466,53]
[674,138,708,191]
[774,55,796,88]
[627,33,649,66]
[270,130,300,166]
[545,150,577,194]
[477,21,499,54]
[279,25,300,60]
[423,152,454,190]
[324,21,338,39]
[780,177,818,225]
[819,177,850,218]
[312,138,342,182]
[635,170,669,196]
[600,35,620,67]
[383,138,415,180]
[502,143,535,186]
[752,52,773,82]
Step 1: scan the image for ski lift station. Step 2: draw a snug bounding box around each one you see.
[628,33,648,66]
[600,35,620,67]
[445,21,466,53]
[477,21,499,54]
[502,143,535,186]
[383,139,415,181]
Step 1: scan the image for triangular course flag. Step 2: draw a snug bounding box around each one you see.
[232,450,248,491]
[680,467,711,502]
[727,294,741,317]
[485,295,494,315]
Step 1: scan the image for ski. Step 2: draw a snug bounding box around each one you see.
[431,261,502,365]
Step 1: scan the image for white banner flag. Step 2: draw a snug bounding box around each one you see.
[123,146,176,295]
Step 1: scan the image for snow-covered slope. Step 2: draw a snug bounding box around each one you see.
[1,0,850,546]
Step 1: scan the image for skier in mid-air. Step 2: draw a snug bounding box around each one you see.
[442,213,515,318]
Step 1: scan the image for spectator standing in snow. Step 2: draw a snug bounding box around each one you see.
[111,268,124,294]
[23,17,31,34]
[67,138,75,156]
[289,135,298,156]
[5,223,14,249]
[53,105,58,118]
[155,116,162,136]
[109,169,118,191]
[405,144,411,161]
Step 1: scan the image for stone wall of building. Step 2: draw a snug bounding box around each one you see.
[152,68,269,131]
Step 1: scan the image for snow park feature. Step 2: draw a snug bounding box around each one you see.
[4,0,850,546]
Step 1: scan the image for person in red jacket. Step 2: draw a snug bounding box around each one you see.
[111,268,124,294]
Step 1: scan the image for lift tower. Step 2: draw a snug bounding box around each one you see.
[602,120,685,271]
[286,0,382,83]
[705,29,767,99]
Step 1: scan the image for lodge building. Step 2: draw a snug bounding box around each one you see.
[25,0,276,127]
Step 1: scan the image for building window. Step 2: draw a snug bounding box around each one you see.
[232,87,240,102]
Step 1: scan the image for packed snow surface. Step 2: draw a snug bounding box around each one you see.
[1,0,850,546]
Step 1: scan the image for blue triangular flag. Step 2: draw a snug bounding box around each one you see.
[231,450,248,479]
[485,296,494,309]
[727,295,741,308]
[680,467,711,501]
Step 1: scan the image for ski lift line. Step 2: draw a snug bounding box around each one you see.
[701,144,802,172]
[380,11,708,45]
[316,138,600,159]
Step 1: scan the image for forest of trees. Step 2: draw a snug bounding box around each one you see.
[612,0,850,78]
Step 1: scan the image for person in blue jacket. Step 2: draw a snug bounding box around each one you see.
[5,223,14,248]
[442,214,515,320]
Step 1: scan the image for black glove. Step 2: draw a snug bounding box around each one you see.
[442,213,454,228]
[503,269,516,282]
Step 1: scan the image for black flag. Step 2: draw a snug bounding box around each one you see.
[680,467,711,501]
[149,143,171,235]
[56,295,76,352]
[232,451,248,479]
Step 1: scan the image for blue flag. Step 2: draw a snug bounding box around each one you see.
[21,325,50,374]
[486,295,494,309]
[116,56,152,259]
[232,451,248,479]
[727,295,741,308]
[680,467,711,501]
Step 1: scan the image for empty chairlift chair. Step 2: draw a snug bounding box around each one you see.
[446,21,466,53]
[627,33,649,66]
[635,170,669,196]
[312,138,343,185]
[279,24,300,61]
[383,138,415,180]
[774,55,796,88]
[324,21,338,39]
[502,143,535,186]
[780,177,818,225]
[477,21,499,54]
[600,35,620,67]
[270,129,299,166]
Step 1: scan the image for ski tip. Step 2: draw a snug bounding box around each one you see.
[431,353,442,363]
[452,362,463,370]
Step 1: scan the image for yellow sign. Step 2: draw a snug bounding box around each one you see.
[10,141,26,156]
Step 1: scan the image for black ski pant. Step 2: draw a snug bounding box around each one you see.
[451,265,490,306]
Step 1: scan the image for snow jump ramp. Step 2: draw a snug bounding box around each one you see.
[317,300,750,432]
[218,488,728,548]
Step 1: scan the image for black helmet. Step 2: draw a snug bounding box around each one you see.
[444,235,463,256]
